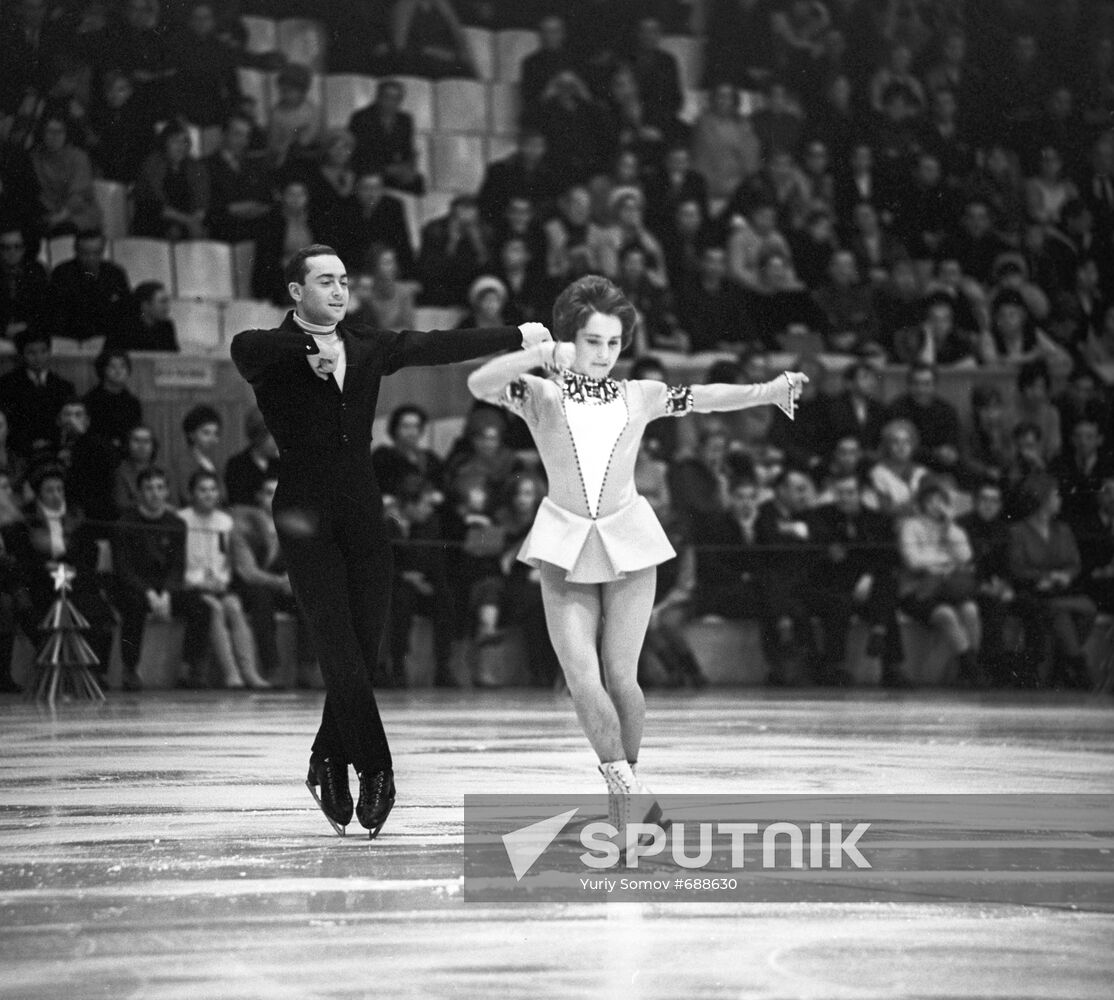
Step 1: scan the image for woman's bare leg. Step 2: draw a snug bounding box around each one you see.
[539,563,623,761]
[599,567,657,765]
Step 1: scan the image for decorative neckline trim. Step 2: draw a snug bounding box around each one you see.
[560,369,621,405]
[293,313,338,336]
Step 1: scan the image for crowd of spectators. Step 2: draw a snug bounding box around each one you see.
[2,0,1114,694]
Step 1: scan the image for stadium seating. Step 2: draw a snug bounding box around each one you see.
[93,180,130,240]
[661,35,704,90]
[463,25,495,81]
[488,83,520,137]
[111,237,175,292]
[434,78,489,133]
[237,68,272,124]
[495,29,537,83]
[324,73,378,130]
[169,298,223,352]
[395,75,435,132]
[277,17,328,72]
[241,15,278,54]
[417,190,456,228]
[485,135,518,165]
[429,133,486,192]
[47,234,75,269]
[173,241,236,301]
[222,299,288,339]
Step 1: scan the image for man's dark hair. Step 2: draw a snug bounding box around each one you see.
[388,404,429,438]
[188,468,219,494]
[283,244,340,287]
[134,280,166,306]
[15,328,51,354]
[74,227,105,246]
[29,462,66,495]
[136,466,168,489]
[182,404,222,439]
[1016,357,1050,392]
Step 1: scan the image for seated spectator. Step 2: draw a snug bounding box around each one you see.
[112,466,212,692]
[1052,415,1113,532]
[359,244,416,330]
[108,281,179,353]
[1077,473,1114,614]
[445,408,516,501]
[980,289,1071,374]
[787,205,839,290]
[477,130,561,230]
[1025,145,1079,229]
[390,0,476,79]
[631,15,683,127]
[0,412,28,499]
[897,477,984,686]
[372,404,445,499]
[87,71,156,184]
[870,418,929,518]
[29,114,101,236]
[958,478,1021,685]
[169,1,239,127]
[225,409,280,508]
[336,172,414,277]
[668,418,732,538]
[895,153,956,261]
[690,473,764,621]
[728,147,811,233]
[800,138,836,212]
[494,236,551,325]
[0,224,49,346]
[459,275,516,330]
[987,253,1051,326]
[231,475,303,685]
[690,83,762,206]
[520,14,575,113]
[82,350,142,453]
[869,42,926,113]
[4,464,115,681]
[596,187,669,290]
[349,78,425,195]
[616,243,685,354]
[267,63,322,170]
[178,470,268,689]
[925,256,987,336]
[726,202,792,292]
[963,385,1014,484]
[50,229,131,349]
[205,114,273,244]
[530,71,609,182]
[1052,256,1107,348]
[675,245,751,352]
[644,145,709,237]
[834,144,892,224]
[1016,359,1063,464]
[941,199,1012,286]
[660,198,711,291]
[751,81,806,160]
[543,184,608,284]
[821,361,887,457]
[0,470,25,692]
[1007,474,1097,689]
[252,179,316,305]
[809,471,905,685]
[1083,301,1114,385]
[417,195,491,306]
[743,251,826,351]
[815,436,875,503]
[113,425,158,513]
[755,467,822,684]
[873,258,925,344]
[303,130,357,247]
[846,201,908,286]
[811,250,882,354]
[172,405,223,506]
[893,293,979,367]
[134,122,209,240]
[51,397,119,530]
[886,363,963,476]
[0,330,76,460]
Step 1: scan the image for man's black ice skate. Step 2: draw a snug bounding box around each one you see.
[305,756,353,836]
[356,768,396,840]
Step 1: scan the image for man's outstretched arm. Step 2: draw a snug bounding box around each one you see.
[380,323,551,375]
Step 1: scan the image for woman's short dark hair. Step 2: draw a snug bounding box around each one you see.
[388,404,429,438]
[30,463,66,495]
[182,404,222,439]
[187,468,219,494]
[136,466,168,489]
[94,349,131,381]
[551,275,637,349]
[283,244,340,287]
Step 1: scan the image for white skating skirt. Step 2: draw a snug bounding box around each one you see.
[517,495,676,584]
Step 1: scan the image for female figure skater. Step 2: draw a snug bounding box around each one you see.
[467,275,806,830]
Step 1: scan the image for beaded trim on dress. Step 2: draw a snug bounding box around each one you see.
[560,370,621,405]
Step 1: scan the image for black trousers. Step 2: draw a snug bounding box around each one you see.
[117,588,213,673]
[274,469,393,773]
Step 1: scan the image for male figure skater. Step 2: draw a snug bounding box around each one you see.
[231,244,549,839]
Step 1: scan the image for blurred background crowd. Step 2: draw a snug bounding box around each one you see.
[0,0,1112,695]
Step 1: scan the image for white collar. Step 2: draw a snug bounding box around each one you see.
[293,313,339,336]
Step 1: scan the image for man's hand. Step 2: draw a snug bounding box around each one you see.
[550,341,577,370]
[519,322,552,348]
[308,339,340,379]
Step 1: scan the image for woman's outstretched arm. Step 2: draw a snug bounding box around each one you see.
[466,341,558,402]
[691,372,808,415]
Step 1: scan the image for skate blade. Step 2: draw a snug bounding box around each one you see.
[305,779,347,836]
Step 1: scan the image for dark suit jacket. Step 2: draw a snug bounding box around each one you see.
[49,258,131,343]
[224,448,280,508]
[808,503,896,592]
[0,367,76,458]
[229,312,520,502]
[334,194,415,276]
[348,106,417,178]
[822,392,887,455]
